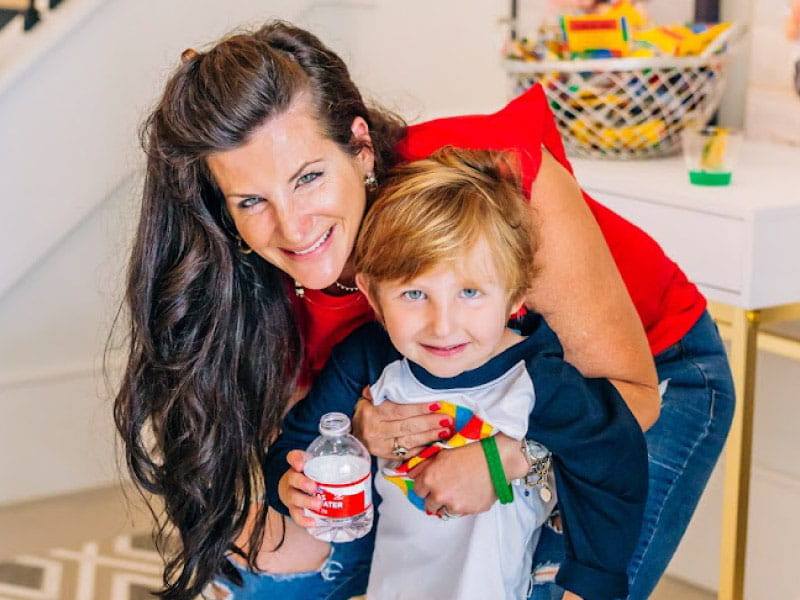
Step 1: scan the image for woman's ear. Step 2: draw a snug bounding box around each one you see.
[351,116,375,174]
[508,294,526,318]
[356,273,383,321]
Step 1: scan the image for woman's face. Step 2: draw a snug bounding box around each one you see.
[207,94,374,290]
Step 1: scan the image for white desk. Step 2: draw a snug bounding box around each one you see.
[571,141,800,600]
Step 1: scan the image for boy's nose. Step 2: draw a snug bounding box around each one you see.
[430,301,457,338]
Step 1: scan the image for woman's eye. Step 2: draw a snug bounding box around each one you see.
[237,196,263,210]
[297,171,322,186]
[402,290,425,301]
[461,288,481,299]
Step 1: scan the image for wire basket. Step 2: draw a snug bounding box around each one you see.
[506,53,731,159]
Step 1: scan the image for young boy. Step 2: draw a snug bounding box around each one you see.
[265,148,648,600]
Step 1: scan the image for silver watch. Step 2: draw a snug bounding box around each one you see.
[511,439,553,502]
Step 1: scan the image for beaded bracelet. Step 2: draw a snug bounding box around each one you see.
[480,436,514,505]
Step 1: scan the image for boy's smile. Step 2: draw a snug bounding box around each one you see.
[360,237,525,378]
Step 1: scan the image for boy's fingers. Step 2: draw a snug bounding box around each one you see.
[286,449,309,472]
[287,470,319,496]
[289,507,318,529]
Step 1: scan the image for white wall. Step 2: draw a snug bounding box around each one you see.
[0,0,509,504]
[2,1,799,596]
[743,0,800,145]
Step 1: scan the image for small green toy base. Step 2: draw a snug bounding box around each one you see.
[689,170,732,186]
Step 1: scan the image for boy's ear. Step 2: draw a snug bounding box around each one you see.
[356,274,383,319]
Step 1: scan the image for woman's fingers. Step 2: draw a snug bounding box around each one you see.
[353,393,454,458]
[389,428,446,458]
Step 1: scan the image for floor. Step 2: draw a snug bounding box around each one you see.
[0,484,716,599]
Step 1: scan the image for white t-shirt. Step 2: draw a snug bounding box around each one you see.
[366,356,556,600]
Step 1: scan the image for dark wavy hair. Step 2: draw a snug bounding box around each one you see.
[112,21,406,600]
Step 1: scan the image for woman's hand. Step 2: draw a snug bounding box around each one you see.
[277,450,322,529]
[352,388,453,459]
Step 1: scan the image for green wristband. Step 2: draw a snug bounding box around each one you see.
[481,436,514,505]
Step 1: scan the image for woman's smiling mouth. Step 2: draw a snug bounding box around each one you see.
[283,226,333,257]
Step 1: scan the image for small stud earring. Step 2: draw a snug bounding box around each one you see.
[364,172,378,191]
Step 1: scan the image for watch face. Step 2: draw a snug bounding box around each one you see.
[525,439,550,460]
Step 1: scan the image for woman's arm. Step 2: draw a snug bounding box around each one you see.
[526,149,659,429]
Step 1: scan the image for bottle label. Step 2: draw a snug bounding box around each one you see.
[306,472,372,519]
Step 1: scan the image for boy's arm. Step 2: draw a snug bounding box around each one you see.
[523,356,648,600]
[264,324,390,515]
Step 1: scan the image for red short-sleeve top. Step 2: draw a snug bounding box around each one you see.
[292,84,706,386]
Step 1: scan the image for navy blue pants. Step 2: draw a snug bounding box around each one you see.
[221,528,374,600]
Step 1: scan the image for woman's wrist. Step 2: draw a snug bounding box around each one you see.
[494,433,529,480]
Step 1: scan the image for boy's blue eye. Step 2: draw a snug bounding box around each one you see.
[297,171,322,186]
[403,290,425,300]
[461,288,481,299]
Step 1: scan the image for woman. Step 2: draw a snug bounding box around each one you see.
[114,20,734,600]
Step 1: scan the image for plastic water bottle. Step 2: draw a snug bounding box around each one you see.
[303,412,373,542]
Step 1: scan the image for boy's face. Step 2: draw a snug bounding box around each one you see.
[359,238,524,378]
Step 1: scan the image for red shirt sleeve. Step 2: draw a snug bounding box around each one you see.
[396,84,560,198]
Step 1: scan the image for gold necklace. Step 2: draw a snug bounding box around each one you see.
[294,280,359,297]
[333,280,359,294]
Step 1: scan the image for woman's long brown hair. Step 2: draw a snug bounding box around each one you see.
[112,21,405,599]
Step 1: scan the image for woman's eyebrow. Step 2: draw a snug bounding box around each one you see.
[287,158,323,184]
[225,158,324,199]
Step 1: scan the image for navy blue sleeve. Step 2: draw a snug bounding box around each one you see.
[525,356,648,600]
[264,322,396,515]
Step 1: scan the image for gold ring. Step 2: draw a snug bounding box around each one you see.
[438,506,458,520]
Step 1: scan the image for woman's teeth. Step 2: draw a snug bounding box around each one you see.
[291,227,331,255]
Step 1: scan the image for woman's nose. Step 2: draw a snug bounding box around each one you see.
[274,202,313,245]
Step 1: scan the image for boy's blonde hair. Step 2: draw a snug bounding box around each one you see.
[354,147,537,305]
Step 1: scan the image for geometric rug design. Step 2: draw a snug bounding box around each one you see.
[0,532,167,600]
[0,533,360,600]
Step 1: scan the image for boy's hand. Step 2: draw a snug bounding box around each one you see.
[352,387,453,459]
[409,434,527,515]
[409,443,496,515]
[278,450,323,528]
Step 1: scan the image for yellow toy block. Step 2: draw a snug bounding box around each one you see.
[634,27,682,55]
[635,24,721,56]
[569,119,666,150]
[561,15,631,55]
[695,22,732,54]
[601,0,648,30]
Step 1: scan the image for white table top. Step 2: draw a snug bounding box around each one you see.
[566,140,800,309]
[570,141,800,219]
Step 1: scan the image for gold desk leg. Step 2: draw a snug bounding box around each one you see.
[718,308,759,600]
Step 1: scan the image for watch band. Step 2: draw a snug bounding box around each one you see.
[511,439,553,502]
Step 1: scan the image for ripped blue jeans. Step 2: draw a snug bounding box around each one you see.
[529,310,735,599]
[219,528,374,600]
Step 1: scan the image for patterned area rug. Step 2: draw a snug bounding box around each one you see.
[0,532,165,600]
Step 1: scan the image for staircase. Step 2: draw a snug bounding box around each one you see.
[0,0,508,507]
[0,0,311,505]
